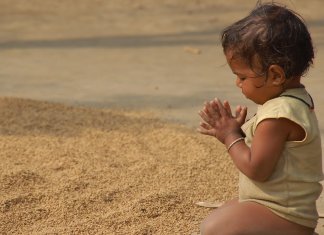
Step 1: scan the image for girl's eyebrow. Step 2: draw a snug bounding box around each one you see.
[232,71,245,76]
[233,71,262,78]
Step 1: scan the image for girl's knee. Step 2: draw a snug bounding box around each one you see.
[200,219,213,235]
[200,217,241,235]
[200,217,225,235]
[200,215,217,235]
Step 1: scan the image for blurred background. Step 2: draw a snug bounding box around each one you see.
[0,1,323,233]
[0,0,323,129]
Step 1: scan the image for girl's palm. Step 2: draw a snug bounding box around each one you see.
[198,98,247,143]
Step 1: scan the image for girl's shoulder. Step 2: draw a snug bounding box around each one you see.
[257,88,314,118]
[263,88,313,110]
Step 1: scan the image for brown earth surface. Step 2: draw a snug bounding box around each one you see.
[0,0,323,234]
[0,97,237,234]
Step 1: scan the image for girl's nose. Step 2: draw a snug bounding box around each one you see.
[236,78,242,88]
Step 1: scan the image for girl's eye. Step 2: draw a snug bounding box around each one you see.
[238,77,246,81]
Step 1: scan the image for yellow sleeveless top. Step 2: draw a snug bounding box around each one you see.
[240,88,323,228]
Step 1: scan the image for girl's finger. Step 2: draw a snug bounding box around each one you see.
[200,121,212,130]
[215,98,228,117]
[197,127,215,136]
[223,100,233,117]
[206,101,219,119]
[237,106,248,124]
[198,110,211,124]
[235,105,242,118]
[211,100,221,118]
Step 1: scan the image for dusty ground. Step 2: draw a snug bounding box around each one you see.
[0,97,237,234]
[0,0,323,234]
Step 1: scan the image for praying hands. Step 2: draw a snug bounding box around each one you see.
[198,98,247,144]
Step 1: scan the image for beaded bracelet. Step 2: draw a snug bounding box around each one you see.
[227,137,245,152]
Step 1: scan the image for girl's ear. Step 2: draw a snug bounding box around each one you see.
[268,65,286,86]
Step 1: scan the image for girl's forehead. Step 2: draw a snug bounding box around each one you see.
[225,51,263,73]
[225,53,247,69]
[225,50,246,65]
[225,53,263,76]
[229,61,252,75]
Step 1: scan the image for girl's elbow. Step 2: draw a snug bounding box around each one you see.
[246,170,271,182]
[252,175,269,182]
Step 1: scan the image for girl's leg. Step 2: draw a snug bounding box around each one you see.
[201,199,314,235]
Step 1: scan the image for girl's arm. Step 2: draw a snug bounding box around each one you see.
[225,118,291,181]
[198,99,305,182]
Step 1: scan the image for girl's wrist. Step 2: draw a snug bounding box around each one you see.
[226,137,245,152]
[223,130,245,146]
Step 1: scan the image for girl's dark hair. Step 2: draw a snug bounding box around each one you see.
[221,2,314,79]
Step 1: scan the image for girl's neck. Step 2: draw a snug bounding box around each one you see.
[283,77,303,90]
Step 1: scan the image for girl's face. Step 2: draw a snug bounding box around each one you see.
[225,51,277,105]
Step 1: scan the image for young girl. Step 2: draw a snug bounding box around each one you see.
[198,2,323,235]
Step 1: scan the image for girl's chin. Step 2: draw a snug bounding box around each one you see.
[246,96,262,105]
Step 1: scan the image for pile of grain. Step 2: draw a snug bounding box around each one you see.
[0,97,238,234]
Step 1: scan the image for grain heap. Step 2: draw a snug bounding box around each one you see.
[0,97,238,234]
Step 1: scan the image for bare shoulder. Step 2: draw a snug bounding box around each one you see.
[256,118,305,142]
